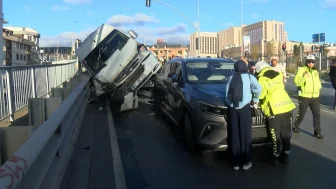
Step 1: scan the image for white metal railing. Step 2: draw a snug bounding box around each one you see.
[0,75,91,189]
[0,61,78,121]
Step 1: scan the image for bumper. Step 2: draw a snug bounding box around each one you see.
[191,108,270,151]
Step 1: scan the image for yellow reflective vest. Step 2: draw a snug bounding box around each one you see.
[258,68,296,117]
[294,66,322,98]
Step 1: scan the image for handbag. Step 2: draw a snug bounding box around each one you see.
[248,74,260,117]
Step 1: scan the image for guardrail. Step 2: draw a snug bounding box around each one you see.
[0,61,78,121]
[0,75,91,189]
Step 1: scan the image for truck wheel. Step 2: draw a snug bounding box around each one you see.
[183,113,196,153]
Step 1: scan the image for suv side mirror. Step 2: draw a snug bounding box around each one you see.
[128,30,138,39]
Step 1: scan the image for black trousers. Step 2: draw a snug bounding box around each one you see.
[267,112,292,157]
[227,104,252,166]
[294,96,321,132]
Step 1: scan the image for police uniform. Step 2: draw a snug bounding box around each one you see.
[293,55,324,139]
[255,61,296,164]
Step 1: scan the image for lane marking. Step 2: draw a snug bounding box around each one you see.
[106,100,127,189]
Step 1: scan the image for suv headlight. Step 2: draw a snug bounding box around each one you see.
[198,101,226,116]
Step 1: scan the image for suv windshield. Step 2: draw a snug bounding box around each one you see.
[83,30,129,76]
[186,60,234,84]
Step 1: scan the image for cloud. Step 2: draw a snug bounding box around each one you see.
[39,23,190,47]
[24,5,31,11]
[64,0,92,4]
[248,0,268,3]
[40,28,95,47]
[107,13,159,27]
[52,5,70,11]
[323,0,336,8]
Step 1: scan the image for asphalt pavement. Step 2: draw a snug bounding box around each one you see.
[62,82,336,189]
[112,102,336,189]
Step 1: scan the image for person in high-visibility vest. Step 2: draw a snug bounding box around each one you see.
[255,61,296,165]
[293,55,324,139]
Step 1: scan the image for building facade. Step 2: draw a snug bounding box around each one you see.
[190,32,218,57]
[147,43,189,59]
[3,28,36,66]
[4,26,40,63]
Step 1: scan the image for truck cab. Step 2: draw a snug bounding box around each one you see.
[76,24,161,110]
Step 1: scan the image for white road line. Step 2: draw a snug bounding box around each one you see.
[106,100,127,189]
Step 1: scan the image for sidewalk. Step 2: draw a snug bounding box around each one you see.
[61,92,116,189]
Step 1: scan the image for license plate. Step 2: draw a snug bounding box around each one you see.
[131,73,146,90]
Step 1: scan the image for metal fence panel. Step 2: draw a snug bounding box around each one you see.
[0,61,78,121]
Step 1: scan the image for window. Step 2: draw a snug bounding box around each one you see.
[16,54,19,60]
[20,55,23,60]
[163,62,172,77]
[83,30,129,75]
[28,36,32,41]
[24,55,26,61]
[168,62,181,79]
[185,60,235,83]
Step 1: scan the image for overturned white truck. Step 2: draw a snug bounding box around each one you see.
[76,24,161,111]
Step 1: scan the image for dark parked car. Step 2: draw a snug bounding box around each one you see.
[153,58,277,152]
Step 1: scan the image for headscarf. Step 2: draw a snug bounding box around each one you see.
[228,60,248,107]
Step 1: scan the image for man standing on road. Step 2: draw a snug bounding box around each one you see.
[329,59,336,110]
[293,55,324,139]
[255,61,296,165]
[270,59,287,83]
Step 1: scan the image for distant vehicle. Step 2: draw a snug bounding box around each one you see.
[76,24,161,111]
[153,57,286,152]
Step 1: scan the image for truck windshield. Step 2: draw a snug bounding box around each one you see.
[83,30,129,76]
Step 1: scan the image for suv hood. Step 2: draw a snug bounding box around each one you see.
[192,83,227,98]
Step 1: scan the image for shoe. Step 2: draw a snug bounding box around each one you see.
[313,132,325,139]
[292,126,300,133]
[242,162,252,170]
[233,166,240,171]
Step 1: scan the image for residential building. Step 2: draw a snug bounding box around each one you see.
[190,32,218,57]
[219,20,289,60]
[217,26,244,56]
[71,39,82,57]
[3,28,36,66]
[4,26,40,63]
[147,43,189,59]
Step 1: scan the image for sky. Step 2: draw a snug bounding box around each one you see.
[3,0,336,47]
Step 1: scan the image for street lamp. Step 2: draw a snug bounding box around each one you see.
[145,0,200,57]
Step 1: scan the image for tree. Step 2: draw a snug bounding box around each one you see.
[250,46,259,60]
[266,41,276,59]
[292,44,302,67]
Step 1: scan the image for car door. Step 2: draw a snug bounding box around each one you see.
[157,62,172,114]
[166,61,184,122]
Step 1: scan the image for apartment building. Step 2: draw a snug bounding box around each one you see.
[190,32,218,57]
[217,26,243,53]
[71,39,82,57]
[147,43,189,59]
[219,20,289,60]
[3,28,37,66]
[4,26,40,63]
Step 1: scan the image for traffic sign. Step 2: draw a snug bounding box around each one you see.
[312,33,326,43]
